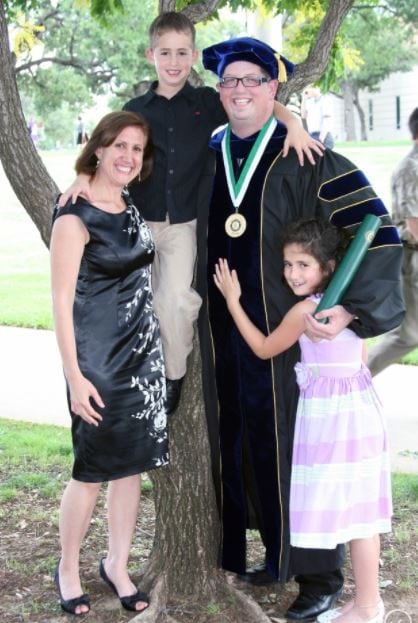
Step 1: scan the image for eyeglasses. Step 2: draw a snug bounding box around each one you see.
[219,76,270,88]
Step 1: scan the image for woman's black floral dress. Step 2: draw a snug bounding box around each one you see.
[53,191,168,482]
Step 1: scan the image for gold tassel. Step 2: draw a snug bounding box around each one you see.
[277,55,287,82]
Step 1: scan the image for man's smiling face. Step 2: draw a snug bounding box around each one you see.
[218,60,278,134]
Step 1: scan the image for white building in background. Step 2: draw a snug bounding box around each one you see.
[331,66,418,142]
[242,10,283,50]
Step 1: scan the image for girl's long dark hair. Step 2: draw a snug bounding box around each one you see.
[282,219,349,292]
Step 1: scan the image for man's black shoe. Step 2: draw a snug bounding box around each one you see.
[286,588,343,622]
[165,377,184,416]
[237,563,277,586]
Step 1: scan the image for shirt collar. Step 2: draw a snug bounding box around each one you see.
[142,80,197,105]
[209,120,287,153]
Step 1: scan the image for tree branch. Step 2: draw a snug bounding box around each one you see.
[15,56,90,73]
[0,0,58,247]
[278,0,355,102]
[158,0,223,23]
[15,55,116,85]
[182,0,223,23]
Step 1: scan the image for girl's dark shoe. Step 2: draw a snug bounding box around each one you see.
[54,562,90,616]
[99,558,149,613]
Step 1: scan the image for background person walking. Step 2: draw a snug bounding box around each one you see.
[368,108,418,376]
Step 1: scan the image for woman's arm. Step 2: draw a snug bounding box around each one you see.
[50,215,104,425]
[214,258,310,359]
[273,101,324,166]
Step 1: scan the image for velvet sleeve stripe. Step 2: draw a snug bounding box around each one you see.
[323,195,402,249]
[341,224,401,250]
[370,225,402,247]
[318,169,371,202]
[328,197,388,227]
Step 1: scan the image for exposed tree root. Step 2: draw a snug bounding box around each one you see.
[227,583,274,623]
[130,573,273,623]
[130,575,167,623]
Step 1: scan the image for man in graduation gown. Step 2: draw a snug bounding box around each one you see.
[199,37,404,621]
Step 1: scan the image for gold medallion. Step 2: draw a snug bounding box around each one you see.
[225,213,247,238]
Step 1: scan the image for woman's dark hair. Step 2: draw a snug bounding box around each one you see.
[75,111,153,182]
[282,218,349,291]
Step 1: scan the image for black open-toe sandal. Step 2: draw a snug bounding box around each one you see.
[54,562,90,616]
[99,558,149,613]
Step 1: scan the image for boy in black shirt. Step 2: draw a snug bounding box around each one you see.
[60,12,322,414]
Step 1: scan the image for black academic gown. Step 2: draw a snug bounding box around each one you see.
[200,121,404,582]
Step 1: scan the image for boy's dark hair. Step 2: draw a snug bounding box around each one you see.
[408,107,418,140]
[282,219,349,292]
[148,12,196,47]
[75,111,153,181]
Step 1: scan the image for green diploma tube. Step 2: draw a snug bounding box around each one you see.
[315,213,381,322]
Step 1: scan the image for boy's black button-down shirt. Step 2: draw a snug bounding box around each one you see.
[123,82,227,224]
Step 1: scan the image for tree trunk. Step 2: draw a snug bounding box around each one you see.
[143,334,221,599]
[342,80,357,141]
[353,86,367,141]
[129,331,271,623]
[0,0,57,247]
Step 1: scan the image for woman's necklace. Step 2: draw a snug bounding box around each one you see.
[221,116,276,238]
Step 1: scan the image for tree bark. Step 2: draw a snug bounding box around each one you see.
[130,332,272,623]
[159,0,223,22]
[342,79,357,141]
[353,86,367,141]
[142,334,221,599]
[0,0,57,247]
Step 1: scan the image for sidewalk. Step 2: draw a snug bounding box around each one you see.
[0,325,417,472]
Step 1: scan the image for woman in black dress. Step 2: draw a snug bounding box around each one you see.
[50,111,167,616]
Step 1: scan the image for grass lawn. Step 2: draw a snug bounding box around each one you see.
[0,418,417,621]
[0,149,76,331]
[0,419,154,622]
[0,419,152,503]
[1,142,417,363]
[0,273,52,329]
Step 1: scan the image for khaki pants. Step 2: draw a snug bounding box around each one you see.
[368,248,418,376]
[147,218,202,380]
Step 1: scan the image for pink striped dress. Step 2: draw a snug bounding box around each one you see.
[289,305,392,549]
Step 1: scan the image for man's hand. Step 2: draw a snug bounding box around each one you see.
[303,305,354,341]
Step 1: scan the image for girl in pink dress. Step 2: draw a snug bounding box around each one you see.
[214,218,391,623]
